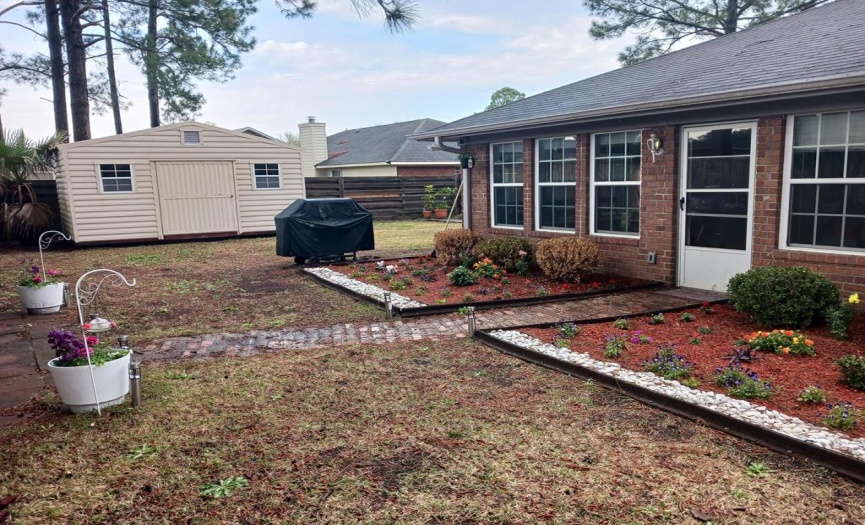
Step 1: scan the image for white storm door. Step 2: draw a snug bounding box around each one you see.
[678,123,756,291]
[156,162,239,236]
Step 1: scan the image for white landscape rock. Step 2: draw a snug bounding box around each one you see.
[304,267,427,309]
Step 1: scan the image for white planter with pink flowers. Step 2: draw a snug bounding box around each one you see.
[17,282,66,314]
[48,351,131,413]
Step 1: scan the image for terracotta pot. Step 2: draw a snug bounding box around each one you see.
[434,209,448,219]
[48,352,131,413]
[422,210,433,219]
[17,282,65,314]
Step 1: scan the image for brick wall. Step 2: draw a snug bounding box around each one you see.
[464,119,863,293]
[397,166,459,178]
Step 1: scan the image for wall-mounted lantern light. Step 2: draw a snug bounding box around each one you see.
[647,133,664,162]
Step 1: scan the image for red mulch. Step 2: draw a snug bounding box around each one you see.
[523,304,865,439]
[328,256,646,305]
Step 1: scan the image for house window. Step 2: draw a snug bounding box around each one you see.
[536,137,576,231]
[330,169,342,177]
[785,111,865,251]
[490,141,523,228]
[591,131,641,235]
[253,163,281,189]
[182,130,201,145]
[98,164,133,192]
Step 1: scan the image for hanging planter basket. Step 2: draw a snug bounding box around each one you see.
[17,283,66,314]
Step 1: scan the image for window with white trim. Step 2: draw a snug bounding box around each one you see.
[330,169,342,177]
[253,163,281,189]
[98,164,133,192]
[785,111,865,250]
[491,141,524,228]
[591,131,641,235]
[536,137,576,231]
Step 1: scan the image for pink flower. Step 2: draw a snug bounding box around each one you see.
[82,323,92,330]
[86,335,99,346]
[32,277,43,284]
[48,269,58,277]
[110,321,117,327]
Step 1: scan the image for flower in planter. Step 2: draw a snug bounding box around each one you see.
[47,329,128,367]
[18,264,63,288]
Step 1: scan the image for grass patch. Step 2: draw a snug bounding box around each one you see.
[1,339,861,524]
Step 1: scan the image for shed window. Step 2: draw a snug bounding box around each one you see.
[99,164,133,192]
[253,163,281,189]
[183,130,201,145]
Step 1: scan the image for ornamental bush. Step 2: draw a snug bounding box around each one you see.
[837,354,865,390]
[535,237,601,283]
[447,266,476,287]
[434,229,481,266]
[474,237,533,271]
[726,266,839,328]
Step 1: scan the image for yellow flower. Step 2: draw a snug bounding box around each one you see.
[849,292,860,304]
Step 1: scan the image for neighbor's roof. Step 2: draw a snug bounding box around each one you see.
[414,0,865,140]
[235,127,279,141]
[317,119,458,167]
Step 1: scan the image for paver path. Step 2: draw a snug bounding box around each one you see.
[139,290,700,362]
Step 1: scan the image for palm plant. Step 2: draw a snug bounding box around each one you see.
[0,129,67,240]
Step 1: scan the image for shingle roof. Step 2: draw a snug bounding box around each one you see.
[415,0,865,139]
[317,119,458,166]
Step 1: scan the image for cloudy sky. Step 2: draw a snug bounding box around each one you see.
[1,0,635,140]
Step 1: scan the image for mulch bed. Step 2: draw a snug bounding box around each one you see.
[522,304,865,439]
[327,256,649,306]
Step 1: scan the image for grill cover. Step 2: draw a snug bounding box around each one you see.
[275,198,375,257]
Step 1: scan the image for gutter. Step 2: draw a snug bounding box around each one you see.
[429,137,470,230]
[412,74,865,141]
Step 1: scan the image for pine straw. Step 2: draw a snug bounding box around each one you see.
[1,339,862,524]
[0,220,445,342]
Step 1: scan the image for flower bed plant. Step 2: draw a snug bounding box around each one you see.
[522,303,865,437]
[327,255,648,307]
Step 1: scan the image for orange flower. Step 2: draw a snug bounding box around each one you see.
[781,347,790,355]
[785,330,794,336]
[805,339,814,346]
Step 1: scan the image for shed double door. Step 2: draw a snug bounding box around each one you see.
[155,162,239,236]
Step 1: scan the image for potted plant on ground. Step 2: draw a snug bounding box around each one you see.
[17,263,65,314]
[46,326,130,413]
[434,187,456,219]
[422,184,436,219]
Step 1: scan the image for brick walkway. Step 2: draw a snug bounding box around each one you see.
[138,290,701,362]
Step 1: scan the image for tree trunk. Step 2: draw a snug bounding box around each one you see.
[723,0,740,34]
[101,0,122,134]
[59,0,90,141]
[145,0,159,127]
[45,0,69,138]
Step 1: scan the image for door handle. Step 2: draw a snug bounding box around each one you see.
[679,197,685,211]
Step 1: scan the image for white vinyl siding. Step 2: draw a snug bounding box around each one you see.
[57,123,303,243]
[98,164,134,193]
[782,111,865,252]
[490,141,523,228]
[535,137,576,232]
[253,163,281,189]
[591,131,641,236]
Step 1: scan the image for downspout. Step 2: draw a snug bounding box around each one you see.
[432,137,471,230]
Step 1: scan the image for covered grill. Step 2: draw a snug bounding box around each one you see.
[275,198,375,263]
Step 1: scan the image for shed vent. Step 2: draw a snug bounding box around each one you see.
[183,130,201,145]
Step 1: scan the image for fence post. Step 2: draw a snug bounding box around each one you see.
[337,176,345,198]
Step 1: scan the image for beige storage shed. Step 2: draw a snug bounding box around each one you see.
[56,122,304,244]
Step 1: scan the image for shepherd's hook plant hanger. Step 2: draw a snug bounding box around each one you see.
[75,269,136,415]
[37,230,71,281]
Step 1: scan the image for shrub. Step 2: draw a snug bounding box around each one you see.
[535,237,601,283]
[837,354,865,390]
[472,258,503,280]
[434,229,481,266]
[474,237,533,271]
[823,402,861,430]
[447,266,476,287]
[727,266,839,328]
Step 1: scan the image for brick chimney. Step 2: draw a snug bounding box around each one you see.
[298,116,328,178]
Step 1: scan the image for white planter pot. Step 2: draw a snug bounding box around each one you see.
[17,282,65,314]
[47,352,131,413]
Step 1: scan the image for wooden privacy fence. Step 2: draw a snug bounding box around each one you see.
[304,175,461,220]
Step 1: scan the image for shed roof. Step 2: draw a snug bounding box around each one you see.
[318,119,458,167]
[414,0,865,140]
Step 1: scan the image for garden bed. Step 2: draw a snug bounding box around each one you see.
[322,256,658,315]
[519,303,865,439]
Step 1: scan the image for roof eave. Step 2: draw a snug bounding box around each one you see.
[412,74,865,141]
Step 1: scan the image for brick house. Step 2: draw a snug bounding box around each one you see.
[413,0,865,293]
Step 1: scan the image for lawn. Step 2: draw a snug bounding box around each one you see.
[2,339,862,524]
[0,220,451,342]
